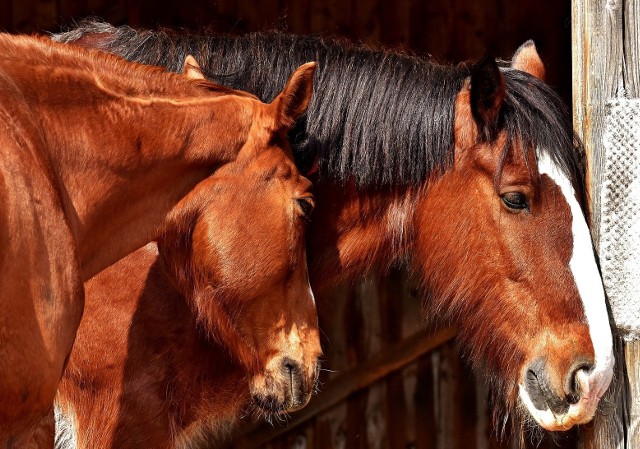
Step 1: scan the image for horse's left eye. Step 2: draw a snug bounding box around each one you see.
[296,197,315,219]
[501,192,529,211]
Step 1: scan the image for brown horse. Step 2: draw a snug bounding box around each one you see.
[54,138,321,448]
[0,33,315,447]
[58,24,613,434]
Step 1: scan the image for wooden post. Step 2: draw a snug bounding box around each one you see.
[572,0,640,448]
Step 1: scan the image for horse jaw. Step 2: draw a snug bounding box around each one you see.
[517,152,614,431]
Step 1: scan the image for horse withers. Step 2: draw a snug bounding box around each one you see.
[55,102,321,448]
[59,23,614,434]
[0,33,316,447]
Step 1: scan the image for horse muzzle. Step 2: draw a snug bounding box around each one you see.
[518,354,614,431]
[251,357,318,414]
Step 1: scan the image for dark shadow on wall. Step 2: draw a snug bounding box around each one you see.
[0,0,571,103]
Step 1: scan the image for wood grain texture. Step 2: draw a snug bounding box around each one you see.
[571,0,623,246]
[624,0,640,97]
[625,341,640,449]
[573,1,639,448]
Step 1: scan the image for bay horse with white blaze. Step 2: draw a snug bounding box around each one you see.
[55,74,321,447]
[58,24,614,434]
[0,33,315,447]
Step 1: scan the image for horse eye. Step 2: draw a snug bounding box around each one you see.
[296,197,315,218]
[501,192,529,211]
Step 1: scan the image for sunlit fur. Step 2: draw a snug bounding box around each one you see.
[57,23,611,437]
[54,66,322,448]
[0,32,314,446]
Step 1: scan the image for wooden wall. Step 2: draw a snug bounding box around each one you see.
[0,1,583,447]
[572,0,640,448]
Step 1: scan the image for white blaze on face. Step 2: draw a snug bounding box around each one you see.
[517,152,614,430]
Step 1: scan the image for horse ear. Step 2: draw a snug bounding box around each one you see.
[271,61,317,130]
[470,55,505,142]
[183,55,205,80]
[511,40,545,81]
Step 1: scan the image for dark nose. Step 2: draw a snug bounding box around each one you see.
[524,357,593,415]
[281,358,301,377]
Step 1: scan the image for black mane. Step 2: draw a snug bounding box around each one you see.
[54,21,585,203]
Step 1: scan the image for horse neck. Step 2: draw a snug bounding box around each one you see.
[9,64,252,280]
[308,181,416,292]
[65,249,248,445]
[147,257,249,439]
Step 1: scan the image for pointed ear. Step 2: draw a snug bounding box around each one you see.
[183,55,205,80]
[271,62,316,130]
[511,40,545,81]
[470,55,505,142]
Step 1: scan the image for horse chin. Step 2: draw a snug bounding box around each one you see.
[249,371,314,416]
[250,390,312,415]
[517,382,597,431]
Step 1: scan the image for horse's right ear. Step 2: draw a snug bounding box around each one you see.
[182,55,205,80]
[271,62,317,131]
[470,55,505,142]
[511,40,545,81]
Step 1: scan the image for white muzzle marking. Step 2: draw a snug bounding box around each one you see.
[517,153,614,430]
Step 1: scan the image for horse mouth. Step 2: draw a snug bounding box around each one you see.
[518,367,607,431]
[252,390,311,415]
[251,367,314,415]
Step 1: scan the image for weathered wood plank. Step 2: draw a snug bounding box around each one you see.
[625,340,640,449]
[457,359,478,448]
[572,1,640,449]
[434,343,460,449]
[571,0,623,246]
[313,403,346,449]
[379,270,406,448]
[624,0,640,97]
[414,353,437,449]
[345,279,377,449]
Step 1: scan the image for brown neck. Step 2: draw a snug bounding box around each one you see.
[137,257,249,441]
[13,67,252,280]
[67,249,249,447]
[308,181,416,292]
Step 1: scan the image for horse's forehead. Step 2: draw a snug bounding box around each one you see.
[535,153,579,233]
[537,152,575,200]
[463,135,534,184]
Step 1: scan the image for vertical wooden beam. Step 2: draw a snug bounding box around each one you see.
[572,1,640,448]
[623,0,640,97]
[571,0,623,246]
[625,341,640,449]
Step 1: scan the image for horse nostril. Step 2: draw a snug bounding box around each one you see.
[565,358,594,404]
[523,359,549,411]
[280,357,300,377]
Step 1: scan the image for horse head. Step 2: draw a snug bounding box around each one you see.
[158,61,322,416]
[414,42,612,431]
